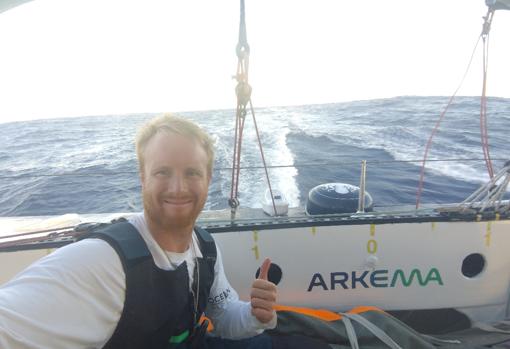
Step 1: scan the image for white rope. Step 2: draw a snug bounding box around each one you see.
[342,313,403,349]
[339,314,360,349]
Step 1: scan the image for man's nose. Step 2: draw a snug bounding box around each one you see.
[168,173,187,192]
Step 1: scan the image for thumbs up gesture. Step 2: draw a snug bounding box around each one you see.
[250,258,277,324]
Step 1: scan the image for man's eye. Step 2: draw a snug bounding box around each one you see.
[187,169,202,177]
[155,169,170,176]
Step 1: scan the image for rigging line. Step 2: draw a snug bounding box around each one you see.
[1,158,506,180]
[231,65,249,206]
[235,107,248,199]
[230,104,241,200]
[480,9,495,179]
[481,28,488,175]
[415,32,483,210]
[0,226,77,240]
[480,40,491,177]
[249,99,278,216]
[0,230,78,249]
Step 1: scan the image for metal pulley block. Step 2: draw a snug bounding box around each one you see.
[236,80,252,107]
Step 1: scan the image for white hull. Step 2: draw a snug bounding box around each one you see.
[1,208,510,323]
[217,220,510,318]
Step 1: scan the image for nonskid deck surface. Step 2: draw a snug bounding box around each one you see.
[198,206,441,230]
[0,205,442,238]
[198,202,509,232]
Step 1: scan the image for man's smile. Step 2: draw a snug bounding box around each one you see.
[163,198,192,206]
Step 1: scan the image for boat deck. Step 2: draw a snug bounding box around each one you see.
[197,203,493,232]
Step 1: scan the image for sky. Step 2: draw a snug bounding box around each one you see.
[0,0,509,123]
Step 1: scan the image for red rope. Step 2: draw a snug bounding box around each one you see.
[249,100,278,215]
[230,104,241,200]
[415,35,482,209]
[480,31,494,179]
[416,9,497,209]
[234,112,246,199]
[415,95,457,209]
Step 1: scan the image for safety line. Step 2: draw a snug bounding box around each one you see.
[0,158,506,180]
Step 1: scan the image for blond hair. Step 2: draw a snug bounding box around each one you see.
[136,113,215,175]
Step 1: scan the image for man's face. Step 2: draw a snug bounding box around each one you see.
[141,131,210,232]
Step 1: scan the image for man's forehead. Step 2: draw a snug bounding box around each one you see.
[144,131,206,162]
[145,130,195,149]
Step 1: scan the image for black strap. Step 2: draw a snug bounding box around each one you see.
[194,226,217,270]
[81,221,216,271]
[81,221,151,270]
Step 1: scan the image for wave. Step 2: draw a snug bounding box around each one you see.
[1,96,508,216]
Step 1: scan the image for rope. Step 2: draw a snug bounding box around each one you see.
[460,160,510,212]
[229,103,241,206]
[480,9,495,179]
[341,313,403,349]
[0,229,78,249]
[229,0,278,217]
[0,226,76,240]
[340,315,360,349]
[415,9,495,209]
[248,99,278,214]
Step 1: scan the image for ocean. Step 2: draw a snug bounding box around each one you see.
[1,96,509,217]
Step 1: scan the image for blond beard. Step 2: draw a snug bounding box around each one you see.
[142,190,199,234]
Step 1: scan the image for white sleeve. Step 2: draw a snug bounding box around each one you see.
[204,245,276,340]
[0,239,125,349]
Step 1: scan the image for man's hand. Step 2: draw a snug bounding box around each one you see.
[250,258,277,324]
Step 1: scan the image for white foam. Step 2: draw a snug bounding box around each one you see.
[334,183,357,194]
[215,109,300,209]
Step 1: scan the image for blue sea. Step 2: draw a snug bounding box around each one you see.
[1,96,509,217]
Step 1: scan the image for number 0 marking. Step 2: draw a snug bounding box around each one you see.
[367,239,378,254]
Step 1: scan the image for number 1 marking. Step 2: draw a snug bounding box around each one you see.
[485,222,492,247]
[251,245,260,260]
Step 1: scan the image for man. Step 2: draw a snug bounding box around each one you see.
[0,114,277,348]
